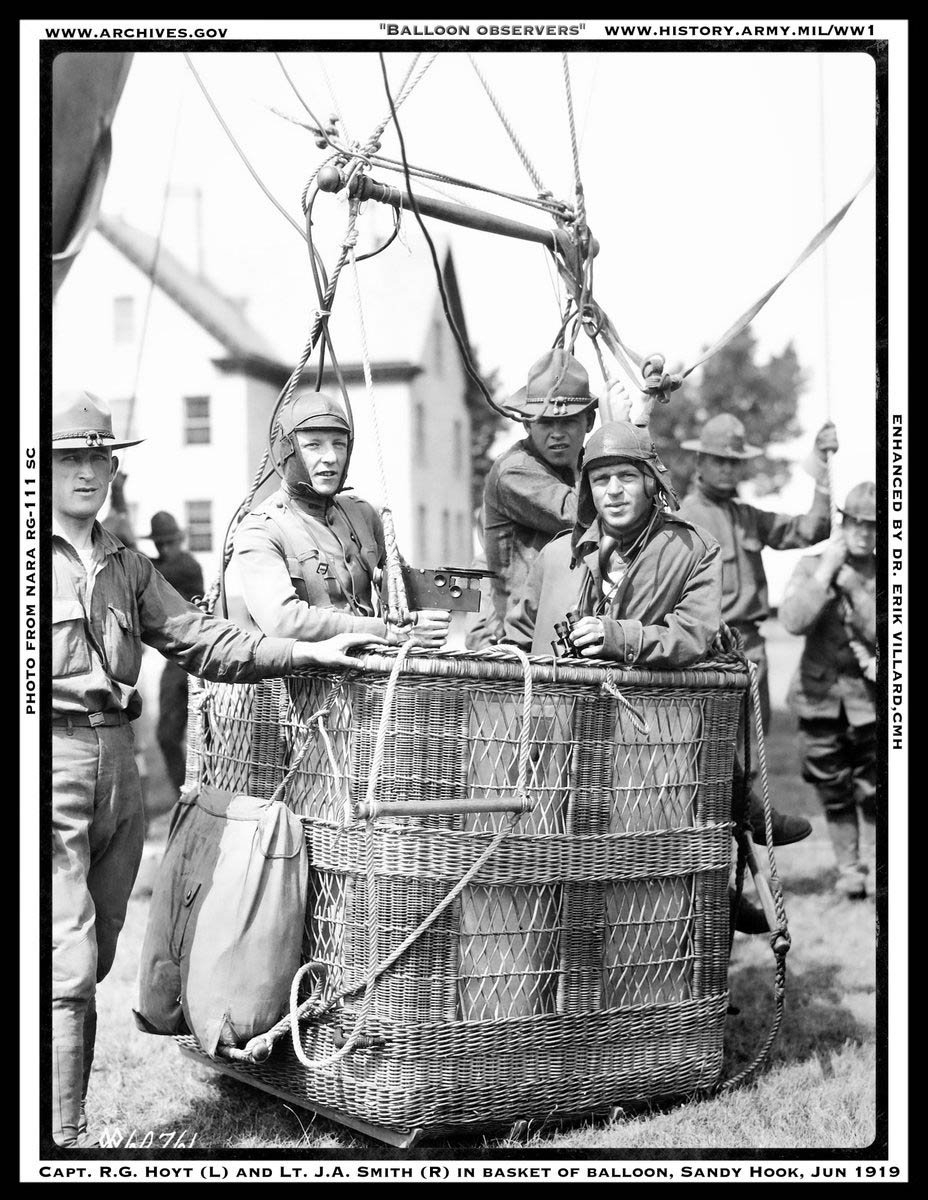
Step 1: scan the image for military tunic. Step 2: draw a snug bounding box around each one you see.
[233,485,387,641]
[480,438,578,644]
[678,478,830,729]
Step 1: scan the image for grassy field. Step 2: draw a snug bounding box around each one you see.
[88,625,877,1157]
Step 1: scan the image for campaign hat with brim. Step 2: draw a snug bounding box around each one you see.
[680,413,762,459]
[838,481,876,522]
[141,511,184,540]
[52,390,144,451]
[504,348,598,421]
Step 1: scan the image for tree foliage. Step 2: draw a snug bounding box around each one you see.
[647,328,808,499]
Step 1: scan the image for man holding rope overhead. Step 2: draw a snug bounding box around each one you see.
[779,483,876,899]
[233,391,450,649]
[470,348,597,648]
[50,391,385,1148]
[678,413,838,846]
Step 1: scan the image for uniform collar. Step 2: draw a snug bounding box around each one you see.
[572,510,664,571]
[52,518,125,558]
[283,481,331,521]
[520,436,577,486]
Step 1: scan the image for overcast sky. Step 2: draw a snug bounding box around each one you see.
[96,47,877,499]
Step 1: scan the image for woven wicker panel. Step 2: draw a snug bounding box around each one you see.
[190,653,746,1133]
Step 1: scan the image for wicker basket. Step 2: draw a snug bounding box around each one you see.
[179,649,747,1138]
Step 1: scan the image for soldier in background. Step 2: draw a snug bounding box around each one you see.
[142,512,205,796]
[470,348,597,647]
[678,412,839,846]
[779,483,876,899]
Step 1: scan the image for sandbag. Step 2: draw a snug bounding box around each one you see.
[134,784,308,1057]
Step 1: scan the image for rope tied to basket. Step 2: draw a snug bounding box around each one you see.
[710,655,790,1095]
[601,673,651,737]
[236,646,537,1069]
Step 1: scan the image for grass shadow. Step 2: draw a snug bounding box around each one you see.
[724,960,872,1074]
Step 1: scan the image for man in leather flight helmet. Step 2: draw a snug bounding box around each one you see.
[505,419,720,668]
[233,390,449,648]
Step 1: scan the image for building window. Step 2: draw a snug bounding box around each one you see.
[414,402,426,461]
[417,504,428,564]
[453,420,463,477]
[441,509,451,563]
[184,395,211,445]
[186,500,213,552]
[113,295,135,345]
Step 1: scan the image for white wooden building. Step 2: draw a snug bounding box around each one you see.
[52,212,479,604]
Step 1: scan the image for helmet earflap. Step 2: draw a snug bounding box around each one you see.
[643,473,657,499]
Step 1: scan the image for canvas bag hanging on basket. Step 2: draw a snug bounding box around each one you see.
[134,784,308,1058]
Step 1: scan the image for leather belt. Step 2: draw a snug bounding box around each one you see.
[52,711,131,729]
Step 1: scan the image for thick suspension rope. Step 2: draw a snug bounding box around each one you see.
[561,53,586,231]
[346,239,410,625]
[467,54,549,197]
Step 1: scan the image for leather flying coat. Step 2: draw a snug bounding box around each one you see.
[505,511,722,668]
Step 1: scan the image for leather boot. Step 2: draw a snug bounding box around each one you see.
[826,810,866,899]
[52,1000,86,1147]
[79,998,97,1137]
[748,793,812,846]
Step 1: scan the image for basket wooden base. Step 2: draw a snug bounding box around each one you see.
[176,1041,427,1148]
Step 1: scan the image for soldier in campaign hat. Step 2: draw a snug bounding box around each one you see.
[140,511,205,796]
[471,348,598,647]
[677,412,839,847]
[50,390,385,1147]
[780,482,877,898]
[233,390,449,649]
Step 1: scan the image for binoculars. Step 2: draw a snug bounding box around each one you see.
[551,611,582,658]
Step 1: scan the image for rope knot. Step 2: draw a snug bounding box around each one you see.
[641,369,683,403]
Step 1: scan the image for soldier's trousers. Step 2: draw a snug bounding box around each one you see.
[798,715,876,819]
[157,661,190,793]
[52,723,145,1146]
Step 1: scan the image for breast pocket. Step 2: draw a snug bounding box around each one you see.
[103,604,142,685]
[52,598,91,678]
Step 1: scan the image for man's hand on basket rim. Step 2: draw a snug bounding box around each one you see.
[292,631,388,670]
